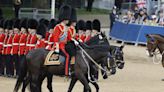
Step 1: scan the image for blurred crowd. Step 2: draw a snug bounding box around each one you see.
[110,6,164,27]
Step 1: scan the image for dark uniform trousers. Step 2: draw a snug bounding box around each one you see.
[5,55,14,76]
[0,54,5,75]
[12,54,19,75]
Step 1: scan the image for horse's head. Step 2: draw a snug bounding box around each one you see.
[146,34,158,57]
[113,45,125,69]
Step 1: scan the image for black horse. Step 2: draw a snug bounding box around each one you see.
[14,33,114,92]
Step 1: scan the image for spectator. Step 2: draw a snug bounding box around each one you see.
[13,0,22,18]
[136,9,148,24]
[156,10,164,26]
[110,6,118,31]
[134,6,139,20]
[122,10,135,24]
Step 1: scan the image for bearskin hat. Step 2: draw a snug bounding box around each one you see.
[86,20,92,30]
[37,24,46,38]
[39,18,49,27]
[0,19,4,28]
[13,19,20,29]
[70,8,77,22]
[28,19,38,29]
[20,18,28,29]
[3,20,9,29]
[7,19,13,30]
[92,19,101,32]
[76,20,86,31]
[58,4,72,22]
[48,19,57,29]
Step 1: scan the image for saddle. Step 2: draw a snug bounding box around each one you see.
[44,51,75,65]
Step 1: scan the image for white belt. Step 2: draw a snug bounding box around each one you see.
[3,45,7,47]
[6,44,12,47]
[13,43,19,45]
[48,42,54,45]
[0,42,3,45]
[19,43,25,46]
[26,44,35,47]
[45,41,48,43]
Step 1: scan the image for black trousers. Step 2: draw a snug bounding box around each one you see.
[12,54,19,75]
[14,4,20,18]
[0,54,5,75]
[5,55,14,76]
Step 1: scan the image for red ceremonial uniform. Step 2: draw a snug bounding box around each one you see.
[67,26,76,41]
[19,33,27,55]
[46,33,54,50]
[53,23,71,76]
[5,35,13,55]
[25,34,31,54]
[84,35,91,42]
[28,34,37,50]
[35,39,46,48]
[0,34,5,54]
[11,33,20,55]
[45,32,50,46]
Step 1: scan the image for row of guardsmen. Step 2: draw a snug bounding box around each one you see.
[0,6,101,78]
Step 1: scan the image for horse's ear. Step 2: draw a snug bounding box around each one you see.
[120,44,125,50]
[145,34,151,38]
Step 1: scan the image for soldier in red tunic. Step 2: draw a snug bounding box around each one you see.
[4,20,14,77]
[27,19,38,51]
[84,20,92,42]
[0,19,5,76]
[91,19,101,37]
[45,19,57,50]
[19,18,28,65]
[76,20,86,42]
[52,5,72,76]
[66,8,77,66]
[11,19,21,76]
[35,23,46,48]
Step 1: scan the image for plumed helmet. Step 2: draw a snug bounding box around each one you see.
[48,19,57,29]
[70,8,77,22]
[7,19,13,30]
[92,19,101,32]
[13,19,20,29]
[58,4,72,22]
[28,19,38,29]
[0,19,4,28]
[86,20,92,30]
[37,24,46,38]
[76,20,86,30]
[20,18,28,29]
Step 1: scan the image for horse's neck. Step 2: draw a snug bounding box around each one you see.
[158,43,164,54]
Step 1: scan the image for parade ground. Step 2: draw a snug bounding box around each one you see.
[1,42,164,92]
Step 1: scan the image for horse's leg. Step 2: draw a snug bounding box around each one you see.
[67,77,78,92]
[47,73,53,92]
[78,73,91,92]
[22,76,30,92]
[90,77,99,92]
[30,73,40,92]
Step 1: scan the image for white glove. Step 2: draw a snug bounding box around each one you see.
[72,38,79,45]
[55,48,59,53]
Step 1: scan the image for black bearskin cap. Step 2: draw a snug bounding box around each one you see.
[70,8,77,22]
[86,20,92,30]
[58,4,72,22]
[37,24,46,38]
[20,18,28,29]
[92,19,101,32]
[28,19,38,29]
[13,19,20,29]
[76,20,86,30]
[3,20,9,29]
[0,19,4,28]
[48,19,57,29]
[39,18,49,27]
[7,19,13,30]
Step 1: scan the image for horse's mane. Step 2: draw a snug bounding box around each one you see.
[152,34,164,43]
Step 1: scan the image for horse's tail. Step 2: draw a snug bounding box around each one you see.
[13,56,28,92]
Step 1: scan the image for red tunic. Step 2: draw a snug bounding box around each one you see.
[84,35,91,42]
[29,34,37,50]
[11,33,20,55]
[19,33,27,55]
[25,34,31,54]
[67,26,76,41]
[0,34,5,54]
[45,32,50,46]
[35,39,46,48]
[5,35,13,55]
[45,33,54,50]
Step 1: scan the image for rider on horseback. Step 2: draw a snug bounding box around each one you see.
[52,5,72,76]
